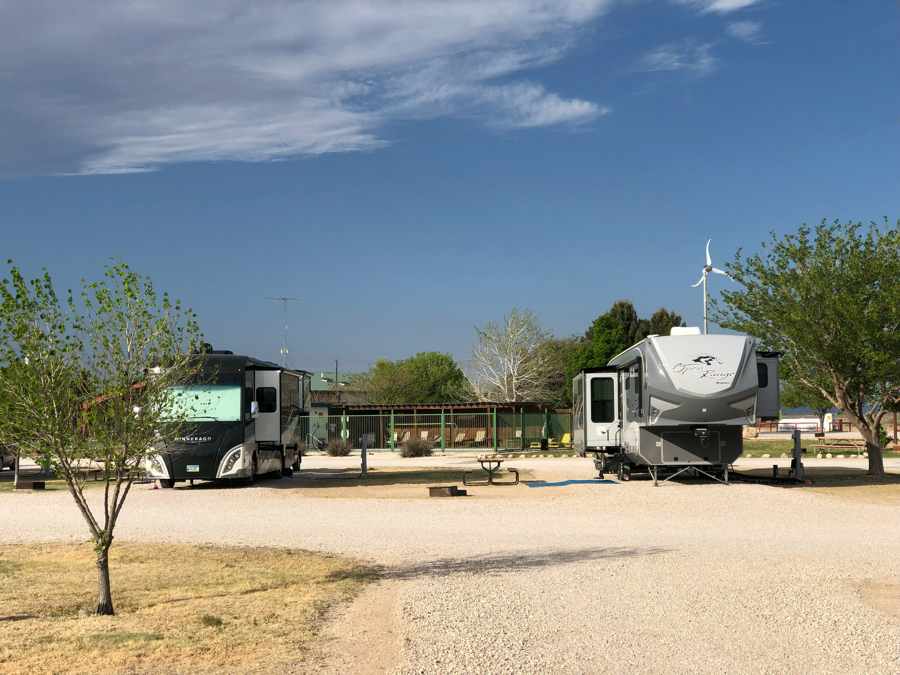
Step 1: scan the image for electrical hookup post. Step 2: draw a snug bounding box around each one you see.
[791,428,805,481]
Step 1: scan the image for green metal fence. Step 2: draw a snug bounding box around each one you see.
[298,412,572,452]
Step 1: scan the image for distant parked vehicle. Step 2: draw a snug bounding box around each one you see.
[144,351,310,487]
[0,444,16,471]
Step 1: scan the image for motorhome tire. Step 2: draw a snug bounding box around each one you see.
[158,479,175,489]
[281,451,293,477]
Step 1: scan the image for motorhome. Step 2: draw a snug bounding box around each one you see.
[572,327,779,483]
[145,352,309,487]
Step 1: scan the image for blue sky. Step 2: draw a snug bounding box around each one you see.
[1,1,898,375]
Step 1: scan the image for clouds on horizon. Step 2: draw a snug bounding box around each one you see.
[0,1,616,176]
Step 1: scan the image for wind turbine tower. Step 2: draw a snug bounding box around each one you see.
[691,240,729,334]
[266,296,301,367]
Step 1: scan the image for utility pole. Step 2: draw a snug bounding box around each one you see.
[265,296,301,367]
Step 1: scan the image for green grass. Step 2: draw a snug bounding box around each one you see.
[742,439,899,458]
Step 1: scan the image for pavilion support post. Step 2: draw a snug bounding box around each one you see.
[520,407,525,451]
[492,407,498,451]
[389,410,395,450]
[440,409,446,453]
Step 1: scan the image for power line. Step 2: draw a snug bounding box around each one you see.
[265,296,301,367]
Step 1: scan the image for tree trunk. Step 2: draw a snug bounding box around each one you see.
[857,425,885,478]
[95,546,115,615]
[12,451,19,490]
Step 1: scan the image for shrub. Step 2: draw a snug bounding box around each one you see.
[325,440,352,457]
[200,614,224,628]
[400,438,433,458]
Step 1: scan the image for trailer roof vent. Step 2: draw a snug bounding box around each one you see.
[670,326,702,336]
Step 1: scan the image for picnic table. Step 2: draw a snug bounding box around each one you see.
[463,454,519,486]
[811,440,867,456]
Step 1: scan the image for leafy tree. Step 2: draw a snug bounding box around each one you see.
[647,308,685,336]
[535,336,581,407]
[716,219,899,476]
[471,309,551,402]
[0,261,202,614]
[367,352,470,404]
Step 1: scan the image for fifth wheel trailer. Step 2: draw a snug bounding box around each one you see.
[145,352,309,487]
[572,327,780,484]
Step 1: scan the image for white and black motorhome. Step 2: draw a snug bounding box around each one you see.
[573,327,779,483]
[145,352,309,487]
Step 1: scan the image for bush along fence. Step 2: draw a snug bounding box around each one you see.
[298,410,572,452]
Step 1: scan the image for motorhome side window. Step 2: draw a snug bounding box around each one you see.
[256,386,277,413]
[590,378,615,423]
[757,363,768,388]
[244,370,254,413]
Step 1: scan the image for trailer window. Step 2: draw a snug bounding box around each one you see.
[625,361,643,418]
[256,387,277,413]
[573,378,584,431]
[757,363,769,388]
[590,378,615,423]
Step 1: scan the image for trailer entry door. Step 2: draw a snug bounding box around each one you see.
[586,373,618,449]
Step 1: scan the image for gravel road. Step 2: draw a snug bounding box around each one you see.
[3,455,899,673]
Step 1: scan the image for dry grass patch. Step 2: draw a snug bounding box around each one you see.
[0,543,373,674]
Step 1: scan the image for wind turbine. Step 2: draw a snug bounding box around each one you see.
[691,239,729,334]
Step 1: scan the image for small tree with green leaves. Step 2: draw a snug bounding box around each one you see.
[716,219,899,476]
[0,261,202,615]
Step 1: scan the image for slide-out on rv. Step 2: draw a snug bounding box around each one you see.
[145,352,309,487]
[572,327,779,484]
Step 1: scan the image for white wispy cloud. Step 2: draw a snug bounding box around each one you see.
[0,1,614,176]
[726,20,764,44]
[673,0,762,14]
[638,40,718,76]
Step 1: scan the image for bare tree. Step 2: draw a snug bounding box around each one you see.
[471,309,551,402]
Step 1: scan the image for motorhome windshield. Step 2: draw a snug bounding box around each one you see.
[164,385,241,422]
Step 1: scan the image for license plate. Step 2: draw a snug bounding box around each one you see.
[186,464,200,473]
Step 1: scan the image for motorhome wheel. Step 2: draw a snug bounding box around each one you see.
[158,479,174,489]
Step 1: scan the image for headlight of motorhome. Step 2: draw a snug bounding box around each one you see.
[216,445,247,478]
[145,453,169,479]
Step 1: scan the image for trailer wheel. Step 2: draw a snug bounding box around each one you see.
[281,450,293,477]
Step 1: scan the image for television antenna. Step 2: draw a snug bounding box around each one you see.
[265,296,301,366]
[690,239,730,334]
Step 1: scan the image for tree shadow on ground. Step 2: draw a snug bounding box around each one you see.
[354,546,671,581]
[735,466,900,489]
[171,468,475,490]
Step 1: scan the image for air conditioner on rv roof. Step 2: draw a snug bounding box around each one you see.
[670,326,702,336]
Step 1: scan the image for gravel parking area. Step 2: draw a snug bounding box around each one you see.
[3,455,899,673]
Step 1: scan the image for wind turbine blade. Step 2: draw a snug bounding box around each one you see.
[705,239,712,267]
[691,272,705,287]
[711,267,730,277]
